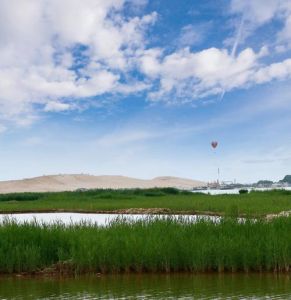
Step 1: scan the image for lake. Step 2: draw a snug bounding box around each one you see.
[0,274,290,299]
[192,187,291,195]
[0,212,219,225]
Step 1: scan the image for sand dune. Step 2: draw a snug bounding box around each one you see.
[0,174,205,193]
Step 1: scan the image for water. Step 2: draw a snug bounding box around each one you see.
[0,213,219,226]
[193,187,291,195]
[0,274,290,299]
[193,188,243,195]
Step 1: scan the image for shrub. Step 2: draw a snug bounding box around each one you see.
[0,193,44,202]
[239,189,249,194]
[161,187,180,195]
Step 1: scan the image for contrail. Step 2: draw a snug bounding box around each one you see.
[219,17,244,101]
[231,17,244,57]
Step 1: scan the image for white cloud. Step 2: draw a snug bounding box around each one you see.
[138,43,291,103]
[0,0,291,127]
[253,59,291,84]
[139,48,163,77]
[0,0,156,124]
[177,24,210,47]
[279,15,291,43]
[140,47,260,101]
[96,129,161,147]
[230,0,291,46]
[230,0,278,25]
[44,101,71,112]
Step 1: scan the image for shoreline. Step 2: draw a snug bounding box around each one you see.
[0,208,225,217]
[5,269,291,278]
[0,208,289,219]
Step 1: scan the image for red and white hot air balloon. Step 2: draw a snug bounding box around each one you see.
[211,141,218,149]
[210,140,220,185]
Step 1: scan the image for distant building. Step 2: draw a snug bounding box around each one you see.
[257,180,273,188]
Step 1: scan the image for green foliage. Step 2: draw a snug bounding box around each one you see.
[0,217,290,274]
[281,175,291,183]
[257,180,273,185]
[0,189,291,216]
[0,193,45,202]
[250,189,291,196]
[227,205,239,217]
[143,191,165,197]
[161,187,180,195]
[239,189,249,194]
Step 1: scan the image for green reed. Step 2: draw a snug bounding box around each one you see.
[0,217,290,274]
[0,189,290,216]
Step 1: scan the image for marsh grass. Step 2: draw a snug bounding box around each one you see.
[0,193,45,202]
[0,189,290,216]
[0,217,290,274]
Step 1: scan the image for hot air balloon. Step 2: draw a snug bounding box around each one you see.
[211,141,218,149]
[211,141,220,186]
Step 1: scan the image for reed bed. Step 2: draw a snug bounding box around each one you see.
[0,189,291,216]
[0,216,290,274]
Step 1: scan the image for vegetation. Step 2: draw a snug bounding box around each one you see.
[0,188,290,216]
[257,180,273,185]
[239,189,249,194]
[280,175,291,184]
[0,217,290,274]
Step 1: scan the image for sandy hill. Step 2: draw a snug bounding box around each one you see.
[0,174,205,193]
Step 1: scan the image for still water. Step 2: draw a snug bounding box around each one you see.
[0,274,290,299]
[192,187,291,195]
[0,213,219,226]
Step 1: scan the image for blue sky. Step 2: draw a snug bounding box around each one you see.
[0,0,291,183]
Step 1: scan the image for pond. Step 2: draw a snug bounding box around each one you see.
[0,274,290,299]
[192,187,291,195]
[0,212,219,226]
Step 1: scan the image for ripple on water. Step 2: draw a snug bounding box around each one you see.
[0,212,220,226]
[0,274,290,299]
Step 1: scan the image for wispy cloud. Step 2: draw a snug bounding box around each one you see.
[230,0,291,48]
[23,137,44,146]
[44,101,71,112]
[0,124,7,134]
[177,23,212,47]
[96,130,162,147]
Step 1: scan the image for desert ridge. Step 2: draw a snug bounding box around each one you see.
[0,174,205,193]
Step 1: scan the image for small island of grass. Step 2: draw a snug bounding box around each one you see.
[0,188,290,217]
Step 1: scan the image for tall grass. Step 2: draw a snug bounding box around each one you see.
[0,217,290,274]
[0,192,45,202]
[0,189,290,216]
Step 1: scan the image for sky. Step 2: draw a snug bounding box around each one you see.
[0,0,291,183]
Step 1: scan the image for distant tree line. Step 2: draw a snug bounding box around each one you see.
[256,175,291,185]
[257,180,273,185]
[280,175,291,183]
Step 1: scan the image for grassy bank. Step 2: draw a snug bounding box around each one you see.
[0,217,290,274]
[0,188,290,216]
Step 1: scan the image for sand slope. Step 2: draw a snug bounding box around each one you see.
[0,174,205,193]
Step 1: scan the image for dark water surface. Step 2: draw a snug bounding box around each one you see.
[0,274,290,299]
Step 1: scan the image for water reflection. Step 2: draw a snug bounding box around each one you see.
[0,213,219,226]
[0,274,290,299]
[192,187,291,195]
